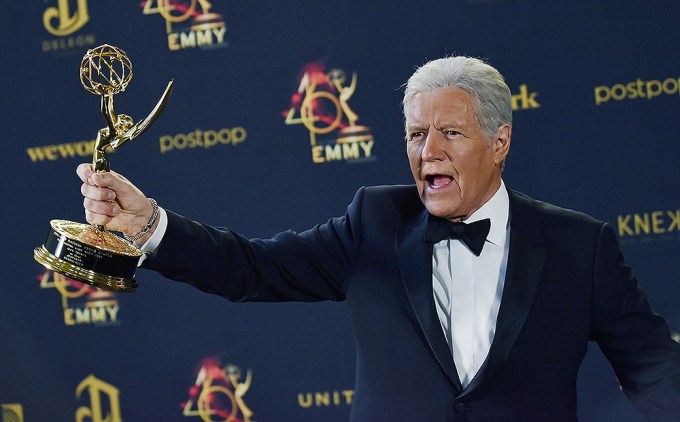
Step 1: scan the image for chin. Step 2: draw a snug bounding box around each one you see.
[424,202,457,219]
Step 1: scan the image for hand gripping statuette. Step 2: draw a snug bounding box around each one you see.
[34,44,174,292]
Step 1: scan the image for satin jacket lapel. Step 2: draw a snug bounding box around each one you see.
[396,210,463,392]
[461,191,548,396]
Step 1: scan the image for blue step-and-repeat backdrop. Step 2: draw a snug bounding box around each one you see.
[1,1,678,420]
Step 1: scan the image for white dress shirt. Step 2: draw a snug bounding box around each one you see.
[432,180,510,388]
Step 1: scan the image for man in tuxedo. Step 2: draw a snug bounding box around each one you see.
[78,56,680,421]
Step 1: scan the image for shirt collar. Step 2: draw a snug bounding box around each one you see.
[464,180,509,247]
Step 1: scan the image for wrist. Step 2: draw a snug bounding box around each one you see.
[124,198,159,244]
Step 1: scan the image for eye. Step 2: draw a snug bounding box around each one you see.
[444,130,461,137]
[408,131,425,141]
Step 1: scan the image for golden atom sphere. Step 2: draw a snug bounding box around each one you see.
[80,44,133,96]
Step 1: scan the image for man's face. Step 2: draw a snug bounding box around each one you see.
[405,88,510,221]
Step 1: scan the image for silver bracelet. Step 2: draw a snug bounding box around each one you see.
[124,198,159,243]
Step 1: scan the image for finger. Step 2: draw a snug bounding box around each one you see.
[76,163,94,184]
[83,197,121,217]
[89,172,134,205]
[81,183,116,202]
[90,171,135,194]
[84,209,114,227]
[91,171,148,212]
[90,171,117,188]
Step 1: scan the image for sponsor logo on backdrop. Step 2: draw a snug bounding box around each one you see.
[617,208,680,242]
[26,138,96,162]
[160,127,247,154]
[39,270,121,326]
[298,389,354,409]
[75,374,121,422]
[141,0,228,51]
[595,76,680,105]
[25,125,247,160]
[2,403,24,422]
[42,0,96,55]
[182,356,254,421]
[284,63,375,164]
[511,84,540,110]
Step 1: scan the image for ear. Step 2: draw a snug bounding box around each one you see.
[493,124,511,165]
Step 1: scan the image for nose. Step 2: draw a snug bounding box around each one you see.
[421,131,446,161]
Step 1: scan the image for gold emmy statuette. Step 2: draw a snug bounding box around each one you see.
[34,44,174,292]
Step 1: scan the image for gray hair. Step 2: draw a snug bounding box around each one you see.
[402,56,512,143]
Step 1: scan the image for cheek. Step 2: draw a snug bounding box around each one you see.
[454,147,492,177]
[406,141,420,156]
[406,145,422,170]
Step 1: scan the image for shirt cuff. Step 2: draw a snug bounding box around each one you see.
[137,207,168,265]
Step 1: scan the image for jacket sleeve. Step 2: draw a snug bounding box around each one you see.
[590,223,680,421]
[141,187,366,302]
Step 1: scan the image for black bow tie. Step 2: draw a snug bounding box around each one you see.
[425,216,491,256]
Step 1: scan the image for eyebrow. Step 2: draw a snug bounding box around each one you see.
[406,123,428,132]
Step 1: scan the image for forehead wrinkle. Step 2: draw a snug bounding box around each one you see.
[432,114,471,136]
[433,120,463,131]
[432,104,472,128]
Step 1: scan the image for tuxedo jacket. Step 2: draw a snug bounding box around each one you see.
[144,185,680,421]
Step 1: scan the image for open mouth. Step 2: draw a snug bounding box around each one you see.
[427,175,454,189]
